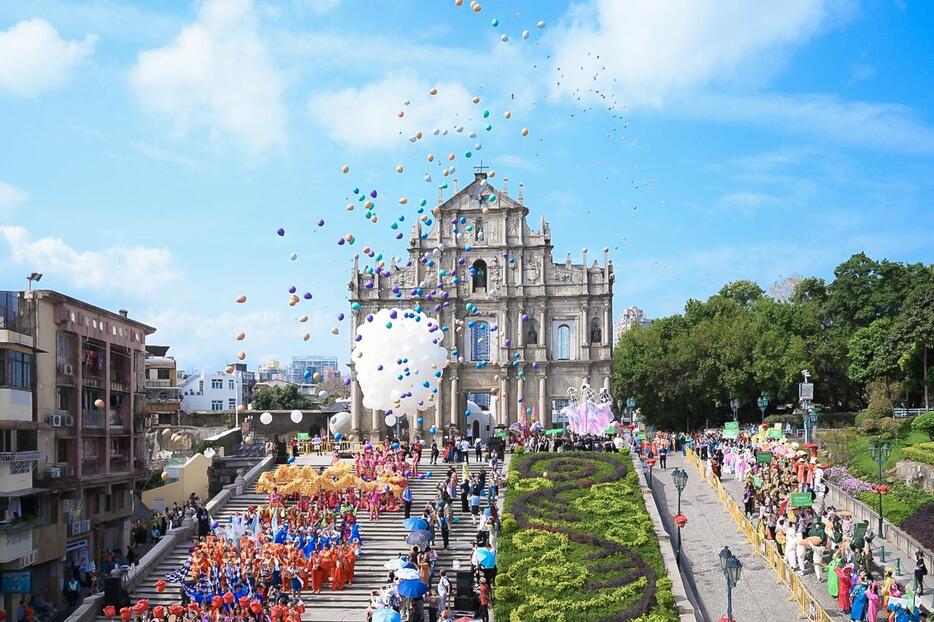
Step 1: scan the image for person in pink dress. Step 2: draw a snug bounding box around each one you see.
[865,582,880,621]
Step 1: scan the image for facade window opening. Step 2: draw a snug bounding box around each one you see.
[475,218,484,242]
[527,320,538,344]
[470,321,490,361]
[471,259,487,292]
[557,324,571,360]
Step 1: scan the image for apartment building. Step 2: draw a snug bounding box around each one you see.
[144,346,180,426]
[0,289,154,610]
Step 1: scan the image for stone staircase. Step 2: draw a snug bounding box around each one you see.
[106,457,501,622]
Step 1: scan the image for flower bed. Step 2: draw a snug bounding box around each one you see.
[494,453,677,622]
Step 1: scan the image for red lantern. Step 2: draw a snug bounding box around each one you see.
[169,605,184,617]
[673,513,689,528]
[212,596,222,609]
[102,606,116,618]
[155,579,166,593]
[119,607,131,622]
[250,601,262,615]
[222,591,234,605]
[134,600,149,616]
[153,606,165,619]
[187,603,201,614]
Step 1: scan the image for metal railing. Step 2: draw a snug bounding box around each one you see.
[893,407,929,418]
[81,410,105,429]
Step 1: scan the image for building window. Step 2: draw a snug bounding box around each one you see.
[552,399,570,424]
[475,218,485,242]
[211,400,223,411]
[527,320,539,344]
[470,321,490,361]
[471,259,487,292]
[228,398,236,410]
[0,349,33,390]
[157,368,170,380]
[211,379,223,390]
[467,392,491,410]
[557,324,571,360]
[198,380,204,393]
[228,379,234,390]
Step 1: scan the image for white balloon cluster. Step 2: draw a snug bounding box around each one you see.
[353,308,448,424]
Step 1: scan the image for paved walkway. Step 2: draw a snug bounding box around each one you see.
[656,453,803,622]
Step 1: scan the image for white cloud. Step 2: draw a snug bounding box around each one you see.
[309,74,476,149]
[143,307,339,370]
[129,0,286,153]
[0,18,96,97]
[0,181,29,209]
[0,225,178,297]
[682,92,934,155]
[550,0,843,105]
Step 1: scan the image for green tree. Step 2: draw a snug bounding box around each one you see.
[251,384,312,410]
[847,318,904,403]
[718,280,765,308]
[891,269,934,409]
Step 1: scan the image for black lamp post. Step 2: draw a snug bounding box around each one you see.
[719,546,743,622]
[672,468,688,566]
[868,441,891,538]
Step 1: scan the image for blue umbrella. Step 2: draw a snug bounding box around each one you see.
[398,579,429,599]
[476,547,497,569]
[371,609,401,622]
[403,517,429,531]
[384,558,414,571]
[406,529,431,546]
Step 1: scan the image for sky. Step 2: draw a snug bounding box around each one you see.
[1,0,932,372]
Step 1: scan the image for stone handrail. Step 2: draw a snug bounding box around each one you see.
[65,454,275,622]
[824,480,934,584]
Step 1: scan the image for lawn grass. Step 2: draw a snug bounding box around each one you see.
[847,429,929,479]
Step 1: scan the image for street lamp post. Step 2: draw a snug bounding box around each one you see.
[757,395,769,423]
[729,398,740,422]
[719,546,743,622]
[626,396,636,424]
[868,442,891,539]
[672,468,689,566]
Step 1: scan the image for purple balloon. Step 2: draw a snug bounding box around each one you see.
[276,227,285,236]
[288,286,297,293]
[317,219,325,226]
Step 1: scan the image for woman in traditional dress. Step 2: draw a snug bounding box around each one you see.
[865,582,880,621]
[827,553,841,599]
[836,563,853,614]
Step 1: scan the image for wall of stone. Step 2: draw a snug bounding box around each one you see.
[895,459,934,491]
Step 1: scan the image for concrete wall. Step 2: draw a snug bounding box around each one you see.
[245,409,330,438]
[142,452,211,511]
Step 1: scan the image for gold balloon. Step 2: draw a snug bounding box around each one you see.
[235,295,247,303]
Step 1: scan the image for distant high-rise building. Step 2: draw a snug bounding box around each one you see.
[257,359,287,382]
[289,355,340,384]
[614,306,651,341]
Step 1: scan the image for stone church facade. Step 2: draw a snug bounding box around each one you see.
[348,169,613,441]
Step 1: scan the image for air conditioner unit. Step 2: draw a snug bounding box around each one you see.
[48,467,62,478]
[64,415,74,426]
[52,415,62,427]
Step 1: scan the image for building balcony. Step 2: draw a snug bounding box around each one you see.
[81,410,106,431]
[0,524,34,564]
[145,379,177,389]
[0,387,32,422]
[81,461,102,476]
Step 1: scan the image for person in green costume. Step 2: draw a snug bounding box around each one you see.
[826,553,840,598]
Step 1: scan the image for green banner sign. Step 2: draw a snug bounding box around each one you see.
[752,475,763,488]
[722,429,738,439]
[724,421,739,431]
[756,452,773,464]
[790,492,813,507]
[767,428,783,439]
[852,521,868,548]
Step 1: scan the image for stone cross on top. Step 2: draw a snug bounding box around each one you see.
[473,161,489,180]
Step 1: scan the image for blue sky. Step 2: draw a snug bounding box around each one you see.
[1,0,932,371]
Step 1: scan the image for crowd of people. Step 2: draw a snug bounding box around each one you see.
[365,455,503,622]
[689,426,928,621]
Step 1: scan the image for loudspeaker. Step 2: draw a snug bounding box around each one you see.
[102,576,123,607]
[453,595,476,613]
[455,570,473,596]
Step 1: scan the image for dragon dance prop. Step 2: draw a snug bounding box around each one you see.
[256,462,408,498]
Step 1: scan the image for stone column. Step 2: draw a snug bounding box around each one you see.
[604,306,611,349]
[450,375,459,429]
[499,376,509,426]
[434,376,444,437]
[370,408,379,441]
[539,307,547,358]
[517,376,525,427]
[350,371,361,439]
[538,376,547,427]
[578,304,589,361]
[517,307,525,347]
